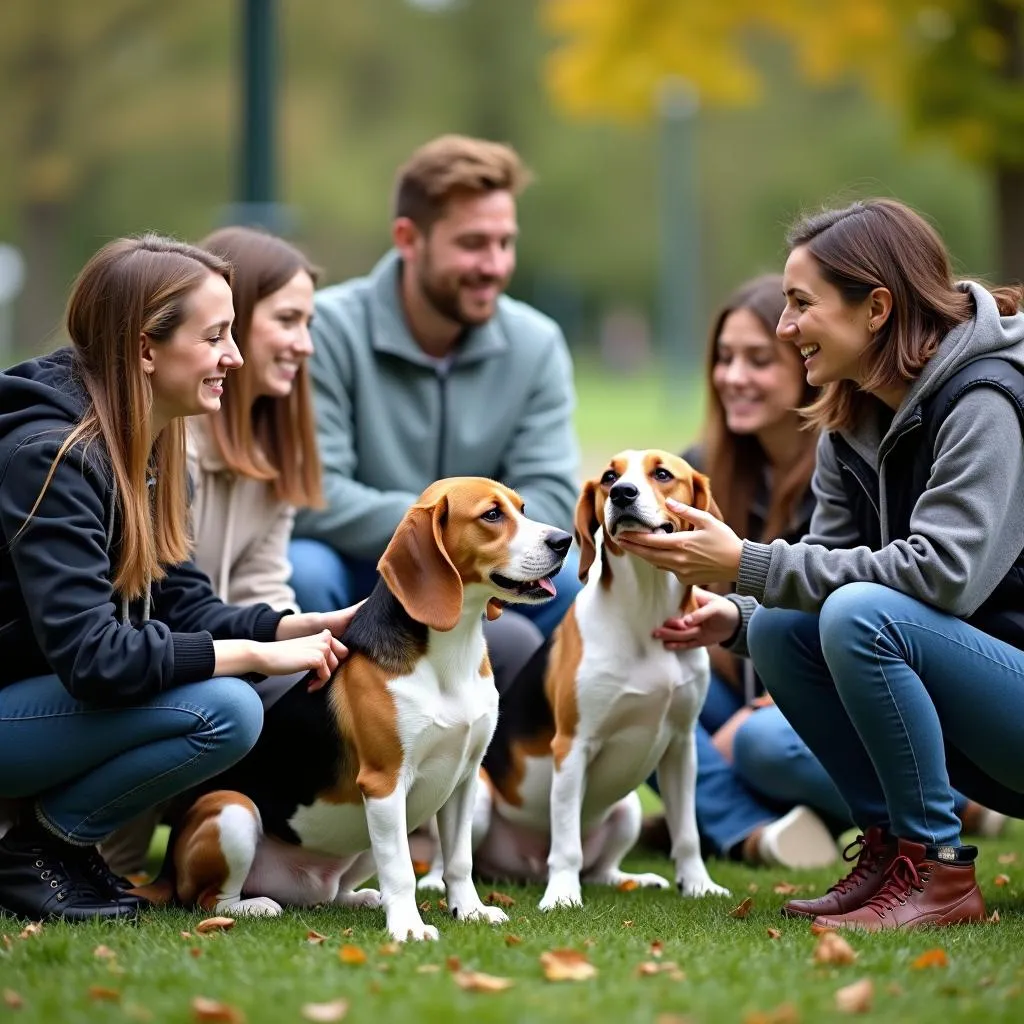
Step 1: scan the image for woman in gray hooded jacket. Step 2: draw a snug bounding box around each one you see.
[619,198,1024,932]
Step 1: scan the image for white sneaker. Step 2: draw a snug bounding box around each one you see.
[756,805,838,869]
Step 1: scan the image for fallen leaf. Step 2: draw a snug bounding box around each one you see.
[301,999,349,1022]
[416,964,441,974]
[180,931,193,940]
[505,934,523,947]
[191,996,246,1023]
[998,852,1018,865]
[995,874,1011,887]
[3,989,23,1008]
[540,948,598,982]
[582,938,597,947]
[93,944,117,960]
[767,928,782,940]
[835,978,874,1014]
[911,948,948,969]
[649,939,665,958]
[437,899,447,911]
[378,942,401,956]
[195,917,235,935]
[747,883,760,894]
[87,986,121,1002]
[772,882,802,895]
[1,935,11,950]
[621,920,634,928]
[809,922,835,936]
[743,1002,799,1024]
[18,923,42,940]
[618,878,639,892]
[190,947,203,958]
[636,960,684,979]
[453,970,514,993]
[341,928,354,937]
[306,930,328,945]
[990,909,1001,924]
[338,945,367,966]
[728,897,754,919]
[446,956,461,972]
[813,931,858,965]
[418,900,433,912]
[412,860,431,876]
[486,891,516,907]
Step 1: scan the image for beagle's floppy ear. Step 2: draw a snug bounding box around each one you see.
[573,478,603,582]
[378,497,463,631]
[690,470,724,523]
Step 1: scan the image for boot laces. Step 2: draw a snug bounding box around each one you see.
[77,847,130,893]
[828,833,885,896]
[27,847,77,904]
[862,854,928,917]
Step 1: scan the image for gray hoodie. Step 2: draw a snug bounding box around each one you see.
[729,282,1024,645]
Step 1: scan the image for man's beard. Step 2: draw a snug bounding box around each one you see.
[418,264,504,328]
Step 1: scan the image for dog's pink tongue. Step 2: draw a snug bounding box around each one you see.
[538,576,556,597]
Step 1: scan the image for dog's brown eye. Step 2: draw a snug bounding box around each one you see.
[481,507,503,523]
[600,469,618,485]
[653,467,674,483]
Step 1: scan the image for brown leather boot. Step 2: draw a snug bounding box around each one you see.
[813,839,986,932]
[782,826,896,919]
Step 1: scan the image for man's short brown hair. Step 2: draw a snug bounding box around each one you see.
[393,134,533,230]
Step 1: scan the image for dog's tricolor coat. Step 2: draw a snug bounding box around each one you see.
[438,451,729,909]
[142,478,570,941]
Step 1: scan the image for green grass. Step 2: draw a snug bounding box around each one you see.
[3,828,1024,1024]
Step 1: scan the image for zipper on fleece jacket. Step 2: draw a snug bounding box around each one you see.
[435,366,449,480]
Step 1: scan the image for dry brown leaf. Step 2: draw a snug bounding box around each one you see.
[1,935,12,950]
[617,878,639,892]
[87,986,121,1002]
[999,852,1018,864]
[438,898,447,911]
[412,860,431,876]
[743,1002,800,1024]
[911,948,949,970]
[418,900,433,912]
[636,961,661,977]
[649,939,665,958]
[809,922,835,936]
[989,909,1001,924]
[772,882,802,895]
[747,883,760,894]
[301,999,349,1022]
[306,930,328,945]
[195,917,235,934]
[835,978,874,1014]
[540,948,598,982]
[767,928,782,940]
[813,931,858,965]
[190,947,203,958]
[995,874,1011,887]
[728,897,754,919]
[486,890,516,907]
[341,927,354,937]
[18,923,42,940]
[505,934,523,946]
[453,970,514,993]
[621,920,634,928]
[191,996,246,1023]
[93,944,117,960]
[378,942,401,956]
[180,931,193,940]
[416,964,442,974]
[3,989,23,1008]
[446,955,461,972]
[636,960,684,979]
[338,945,367,966]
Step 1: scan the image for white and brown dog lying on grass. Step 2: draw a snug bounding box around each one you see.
[139,478,570,941]
[422,451,729,909]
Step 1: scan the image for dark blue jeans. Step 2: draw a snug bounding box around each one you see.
[748,582,1024,847]
[289,537,582,639]
[0,674,263,845]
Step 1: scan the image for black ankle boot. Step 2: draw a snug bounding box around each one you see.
[73,846,149,910]
[0,822,137,922]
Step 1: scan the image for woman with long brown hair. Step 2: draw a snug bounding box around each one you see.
[622,198,1024,930]
[0,235,352,922]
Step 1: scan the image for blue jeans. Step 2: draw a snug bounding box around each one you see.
[648,672,778,855]
[0,674,263,845]
[289,537,582,639]
[748,581,1024,847]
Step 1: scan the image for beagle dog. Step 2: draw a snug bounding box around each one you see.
[427,451,729,909]
[140,478,570,941]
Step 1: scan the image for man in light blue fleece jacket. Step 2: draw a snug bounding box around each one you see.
[290,134,582,643]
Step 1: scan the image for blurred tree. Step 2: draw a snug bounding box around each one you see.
[543,0,1024,280]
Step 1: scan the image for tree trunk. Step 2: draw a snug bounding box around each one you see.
[995,164,1024,285]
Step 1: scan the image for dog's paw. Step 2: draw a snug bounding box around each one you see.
[335,887,382,909]
[677,876,731,898]
[538,881,583,912]
[389,918,440,942]
[217,895,282,917]
[416,872,445,893]
[454,903,508,926]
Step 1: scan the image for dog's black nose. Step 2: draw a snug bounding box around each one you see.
[545,530,572,557]
[609,482,639,508]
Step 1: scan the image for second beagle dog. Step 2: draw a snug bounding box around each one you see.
[448,451,729,909]
[139,478,570,941]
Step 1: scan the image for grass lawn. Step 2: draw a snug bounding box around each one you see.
[2,825,1023,1024]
